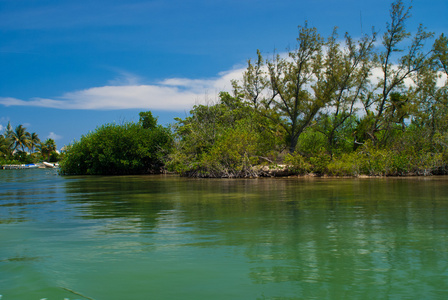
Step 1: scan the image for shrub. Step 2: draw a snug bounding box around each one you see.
[167,93,285,177]
[60,114,172,175]
[326,152,361,176]
[284,152,312,174]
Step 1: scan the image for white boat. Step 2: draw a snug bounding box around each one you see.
[43,162,59,168]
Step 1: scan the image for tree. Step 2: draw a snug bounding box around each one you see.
[60,112,173,175]
[168,92,283,177]
[29,132,40,153]
[139,111,158,129]
[0,134,12,158]
[239,23,326,153]
[433,33,448,76]
[365,0,433,144]
[1,123,13,158]
[410,33,448,150]
[10,124,31,152]
[39,138,57,161]
[315,28,376,156]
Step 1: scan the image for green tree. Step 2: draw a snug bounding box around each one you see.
[10,124,31,152]
[0,134,12,158]
[38,138,57,161]
[366,0,433,144]
[29,132,40,153]
[237,23,326,153]
[315,28,376,156]
[267,23,326,153]
[239,23,376,154]
[168,92,283,177]
[412,33,448,153]
[139,111,158,129]
[433,33,448,75]
[60,112,172,175]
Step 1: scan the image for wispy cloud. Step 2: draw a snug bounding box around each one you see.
[107,70,142,86]
[2,63,444,112]
[0,68,245,111]
[47,132,62,141]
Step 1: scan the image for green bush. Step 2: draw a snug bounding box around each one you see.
[167,93,285,177]
[60,113,172,175]
[326,152,361,176]
[297,129,326,156]
[284,152,312,174]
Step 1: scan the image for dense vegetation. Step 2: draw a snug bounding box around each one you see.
[167,0,448,177]
[166,92,284,177]
[52,1,448,177]
[59,112,172,175]
[0,122,59,165]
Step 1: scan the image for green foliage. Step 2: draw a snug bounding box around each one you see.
[60,113,172,175]
[165,0,447,178]
[296,128,327,156]
[326,152,361,176]
[197,126,260,177]
[10,124,31,152]
[0,134,12,158]
[49,151,60,163]
[5,1,445,178]
[12,151,34,164]
[166,0,447,177]
[139,111,158,129]
[284,152,311,174]
[167,92,284,177]
[38,138,57,162]
[324,140,446,177]
[0,122,46,164]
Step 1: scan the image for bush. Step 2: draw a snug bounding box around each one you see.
[284,152,312,174]
[60,113,172,175]
[297,128,326,156]
[326,152,361,176]
[324,141,447,177]
[167,93,285,177]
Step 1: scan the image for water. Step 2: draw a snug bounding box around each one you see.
[1,169,448,299]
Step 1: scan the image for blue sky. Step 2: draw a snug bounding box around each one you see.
[1,0,447,149]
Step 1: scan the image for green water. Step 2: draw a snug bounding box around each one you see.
[1,169,448,299]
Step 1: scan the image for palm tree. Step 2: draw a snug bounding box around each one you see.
[10,124,31,152]
[5,122,13,140]
[39,138,57,161]
[0,134,12,158]
[29,132,40,153]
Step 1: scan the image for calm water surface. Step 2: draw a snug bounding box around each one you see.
[1,169,448,299]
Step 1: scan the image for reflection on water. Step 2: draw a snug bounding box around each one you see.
[1,170,448,299]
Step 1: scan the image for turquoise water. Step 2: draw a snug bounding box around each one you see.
[1,169,448,299]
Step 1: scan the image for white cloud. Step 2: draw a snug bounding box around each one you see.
[47,132,62,141]
[2,64,442,112]
[438,73,448,87]
[0,124,3,132]
[107,69,142,86]
[0,68,245,111]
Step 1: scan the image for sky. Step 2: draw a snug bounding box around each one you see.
[1,0,447,149]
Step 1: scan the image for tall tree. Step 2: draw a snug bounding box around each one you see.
[10,124,31,152]
[433,33,448,76]
[39,138,57,161]
[240,22,326,153]
[29,132,40,153]
[365,0,433,144]
[315,28,376,156]
[0,134,12,158]
[139,111,158,130]
[411,33,448,144]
